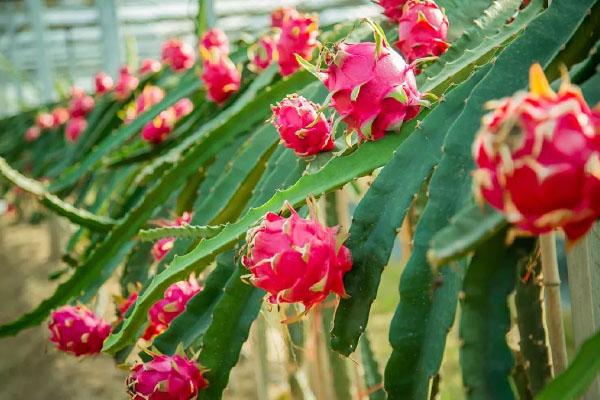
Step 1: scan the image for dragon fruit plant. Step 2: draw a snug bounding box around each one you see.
[2,2,600,400]
[473,64,600,242]
[126,354,208,400]
[48,305,111,356]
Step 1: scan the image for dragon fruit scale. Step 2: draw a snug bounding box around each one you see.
[378,0,408,21]
[271,94,334,156]
[271,7,299,29]
[161,38,195,72]
[143,277,201,340]
[396,0,450,64]
[48,305,111,356]
[199,27,230,60]
[323,41,423,141]
[472,64,600,242]
[249,35,277,73]
[201,53,241,105]
[276,11,319,77]
[127,354,208,400]
[242,204,352,310]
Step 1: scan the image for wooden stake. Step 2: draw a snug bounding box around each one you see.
[539,232,568,375]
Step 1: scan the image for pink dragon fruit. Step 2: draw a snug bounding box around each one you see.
[25,126,41,142]
[95,71,114,95]
[117,291,139,319]
[173,98,194,119]
[36,112,54,130]
[51,107,70,127]
[201,54,241,104]
[242,204,352,310]
[378,0,408,21]
[271,7,299,29]
[143,277,201,340]
[141,109,176,144]
[271,94,334,156]
[139,58,162,75]
[161,38,195,72]
[199,28,230,60]
[126,85,166,123]
[276,11,319,77]
[126,354,208,400]
[115,66,140,101]
[65,117,87,142]
[249,36,277,73]
[473,64,600,242]
[48,305,111,356]
[68,87,95,118]
[396,0,450,64]
[150,212,192,261]
[323,41,422,141]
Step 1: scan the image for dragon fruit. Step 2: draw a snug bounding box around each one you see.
[68,87,95,118]
[173,98,194,119]
[201,54,241,104]
[65,117,87,142]
[126,85,166,123]
[95,72,114,95]
[141,109,176,144]
[396,0,450,64]
[51,107,70,127]
[143,277,201,340]
[249,36,277,73]
[161,38,195,72]
[150,212,192,261]
[25,126,41,142]
[199,28,230,60]
[36,112,54,130]
[114,66,140,101]
[276,11,319,77]
[48,305,111,356]
[126,354,208,400]
[117,292,139,319]
[139,58,162,75]
[323,41,422,141]
[473,64,600,242]
[271,7,299,29]
[378,0,408,21]
[271,94,334,156]
[242,204,352,310]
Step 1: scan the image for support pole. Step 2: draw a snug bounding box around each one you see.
[540,232,568,375]
[26,0,54,103]
[566,223,600,400]
[97,0,123,76]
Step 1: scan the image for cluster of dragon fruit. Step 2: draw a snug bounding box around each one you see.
[37,2,600,399]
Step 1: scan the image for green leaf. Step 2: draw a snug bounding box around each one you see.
[0,156,116,231]
[138,224,225,242]
[331,65,489,356]
[460,234,534,400]
[537,330,600,400]
[427,203,507,267]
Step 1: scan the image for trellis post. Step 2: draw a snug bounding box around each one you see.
[25,0,54,103]
[97,0,123,76]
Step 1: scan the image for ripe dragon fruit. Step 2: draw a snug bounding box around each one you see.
[115,66,140,101]
[276,11,318,77]
[242,204,352,310]
[199,28,230,60]
[141,109,176,144]
[396,0,450,64]
[143,277,201,340]
[126,85,166,123]
[271,7,299,29]
[201,54,241,104]
[323,41,423,141]
[65,117,87,142]
[25,126,41,142]
[36,112,54,130]
[472,64,600,242]
[161,38,195,72]
[95,71,114,95]
[150,212,192,261]
[139,58,162,75]
[48,305,111,356]
[126,354,208,400]
[249,35,277,73]
[68,87,95,118]
[377,0,408,21]
[117,291,139,319]
[173,98,194,119]
[51,107,70,127]
[271,94,334,156]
